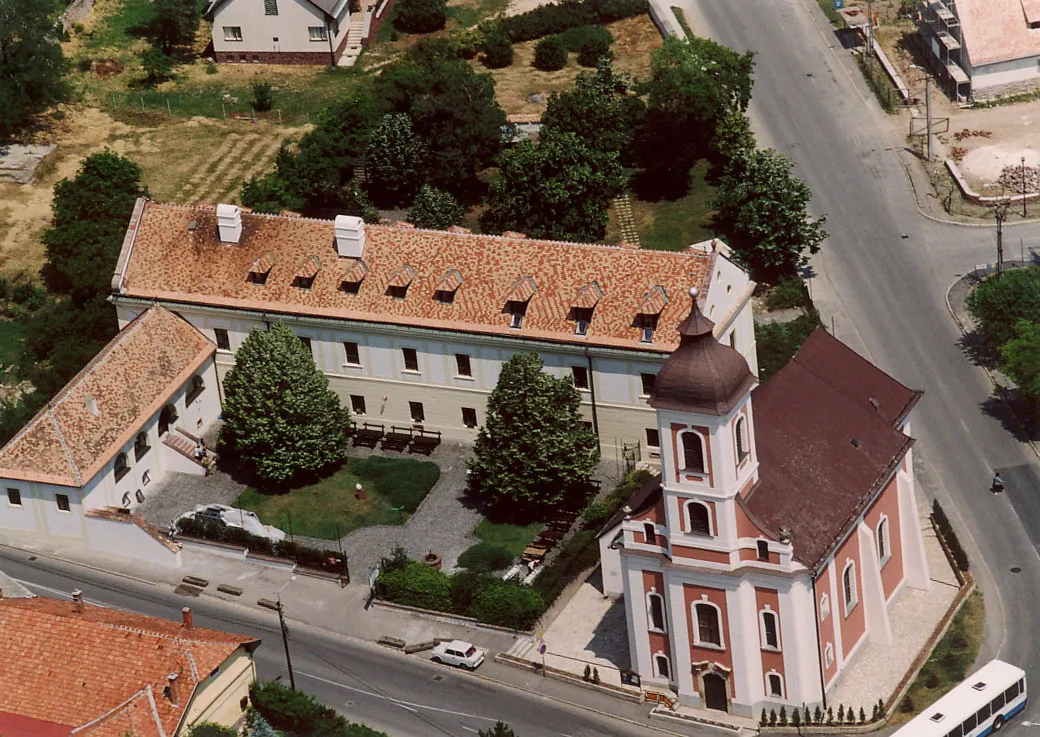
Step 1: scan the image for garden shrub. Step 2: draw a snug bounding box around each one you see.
[377,560,452,611]
[458,541,515,572]
[470,579,545,629]
[764,276,809,311]
[481,26,514,68]
[556,24,610,52]
[394,0,447,33]
[577,34,612,66]
[350,456,440,512]
[251,80,274,112]
[932,500,969,571]
[531,529,599,606]
[174,515,345,572]
[188,725,237,737]
[533,36,568,71]
[966,266,1040,348]
[754,311,823,381]
[449,569,494,612]
[250,680,346,734]
[498,0,646,42]
[580,501,613,530]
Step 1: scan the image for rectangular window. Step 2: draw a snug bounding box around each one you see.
[571,365,589,390]
[961,713,977,734]
[214,328,231,351]
[990,692,1005,711]
[402,347,419,372]
[309,26,328,41]
[757,540,769,561]
[1005,682,1020,702]
[350,395,366,415]
[462,407,478,428]
[344,341,361,366]
[264,0,278,13]
[6,488,21,507]
[56,494,70,512]
[409,401,425,423]
[640,373,655,396]
[976,704,990,723]
[644,523,656,544]
[645,428,660,448]
[945,726,962,737]
[223,26,243,41]
[455,353,472,377]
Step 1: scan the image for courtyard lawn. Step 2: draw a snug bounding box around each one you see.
[235,456,440,540]
[608,160,717,251]
[473,518,542,556]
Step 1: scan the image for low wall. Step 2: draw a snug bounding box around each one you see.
[945,158,1040,207]
[495,652,645,703]
[84,514,182,568]
[648,0,683,38]
[372,598,533,636]
[215,50,332,65]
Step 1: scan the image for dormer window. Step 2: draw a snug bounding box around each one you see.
[508,303,526,329]
[247,252,275,285]
[638,286,668,343]
[386,265,416,300]
[292,255,321,290]
[340,258,368,295]
[572,282,602,337]
[435,269,463,304]
[574,307,593,336]
[505,276,537,329]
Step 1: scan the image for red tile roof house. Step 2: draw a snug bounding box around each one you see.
[0,306,222,565]
[108,200,757,465]
[598,306,932,717]
[0,596,259,737]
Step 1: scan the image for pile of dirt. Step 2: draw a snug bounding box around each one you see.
[94,59,123,78]
[999,164,1040,195]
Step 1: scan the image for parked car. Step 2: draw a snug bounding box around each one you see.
[177,504,286,543]
[431,640,486,670]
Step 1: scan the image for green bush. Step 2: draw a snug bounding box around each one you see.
[395,0,447,33]
[531,529,598,606]
[250,680,346,734]
[580,501,613,530]
[251,79,274,112]
[966,266,1040,349]
[449,569,495,612]
[932,500,969,571]
[470,579,545,629]
[498,0,646,42]
[350,456,440,512]
[377,560,452,610]
[764,276,809,311]
[533,36,568,71]
[577,34,612,66]
[754,311,823,381]
[581,468,654,531]
[140,46,173,85]
[409,184,466,230]
[556,24,611,52]
[188,725,237,737]
[481,26,514,68]
[458,541,515,572]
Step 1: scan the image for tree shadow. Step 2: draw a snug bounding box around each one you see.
[630,167,693,203]
[956,328,999,371]
[979,392,1039,444]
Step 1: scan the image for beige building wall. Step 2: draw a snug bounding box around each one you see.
[179,648,257,733]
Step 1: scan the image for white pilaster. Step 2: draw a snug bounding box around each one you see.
[666,570,697,702]
[827,561,844,668]
[729,581,760,709]
[898,472,931,590]
[857,523,893,646]
[622,555,651,677]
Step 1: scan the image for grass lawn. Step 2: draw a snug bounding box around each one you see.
[893,591,985,721]
[473,518,542,556]
[608,160,717,250]
[235,456,440,540]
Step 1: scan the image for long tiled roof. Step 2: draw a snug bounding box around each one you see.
[114,201,724,353]
[0,598,257,737]
[0,306,215,487]
[746,330,922,569]
[957,0,1040,66]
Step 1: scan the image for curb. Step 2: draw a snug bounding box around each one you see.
[648,706,749,734]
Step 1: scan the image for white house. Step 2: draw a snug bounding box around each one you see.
[0,306,222,565]
[599,309,931,716]
[205,0,354,65]
[108,200,758,463]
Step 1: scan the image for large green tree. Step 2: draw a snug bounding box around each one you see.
[151,0,203,52]
[221,322,350,485]
[468,353,599,517]
[541,61,645,160]
[377,59,506,194]
[966,266,1040,349]
[711,147,827,280]
[365,113,427,206]
[42,151,143,303]
[393,0,446,33]
[409,184,465,229]
[480,131,625,242]
[1000,319,1040,406]
[0,0,68,141]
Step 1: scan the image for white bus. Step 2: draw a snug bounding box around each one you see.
[893,660,1026,737]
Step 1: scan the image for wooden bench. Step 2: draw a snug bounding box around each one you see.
[410,427,441,455]
[353,422,385,447]
[383,425,414,451]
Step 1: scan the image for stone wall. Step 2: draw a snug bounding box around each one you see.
[215,50,332,65]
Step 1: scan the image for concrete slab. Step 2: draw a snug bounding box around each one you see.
[0,145,56,184]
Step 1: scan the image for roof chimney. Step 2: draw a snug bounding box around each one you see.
[72,589,84,613]
[165,673,179,705]
[182,606,194,630]
[216,203,243,244]
[335,215,366,259]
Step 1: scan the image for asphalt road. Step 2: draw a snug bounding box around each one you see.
[0,547,711,737]
[675,0,1040,726]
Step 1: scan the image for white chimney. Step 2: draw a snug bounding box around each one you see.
[217,203,243,244]
[335,215,365,258]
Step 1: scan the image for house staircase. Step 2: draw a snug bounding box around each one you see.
[504,637,538,662]
[162,428,215,474]
[337,10,370,67]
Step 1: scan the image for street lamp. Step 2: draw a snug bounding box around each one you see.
[910,64,933,163]
[1023,155,1028,217]
[983,182,1011,279]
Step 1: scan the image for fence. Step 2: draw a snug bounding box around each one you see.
[98,91,323,127]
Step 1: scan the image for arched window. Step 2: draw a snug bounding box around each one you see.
[735,417,749,463]
[819,593,830,621]
[877,517,890,565]
[644,522,657,545]
[766,672,784,698]
[654,653,671,680]
[843,562,858,614]
[114,452,130,482]
[694,602,723,647]
[158,404,178,436]
[760,610,780,650]
[681,431,705,473]
[647,591,666,632]
[134,432,150,461]
[824,642,834,667]
[686,501,712,536]
[185,374,205,404]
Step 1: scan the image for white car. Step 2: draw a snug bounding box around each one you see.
[178,504,286,543]
[431,640,486,670]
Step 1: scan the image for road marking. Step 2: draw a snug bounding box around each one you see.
[461,727,479,733]
[13,578,105,606]
[297,670,500,723]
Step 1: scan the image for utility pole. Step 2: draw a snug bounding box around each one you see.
[277,597,296,690]
[924,74,933,163]
[996,206,1005,279]
[1023,155,1028,217]
[866,0,874,59]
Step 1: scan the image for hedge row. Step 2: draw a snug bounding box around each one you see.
[932,500,969,571]
[498,0,646,43]
[174,515,347,574]
[376,554,545,629]
[250,681,387,737]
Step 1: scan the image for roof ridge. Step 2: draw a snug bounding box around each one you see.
[48,410,83,486]
[70,687,158,736]
[145,684,168,737]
